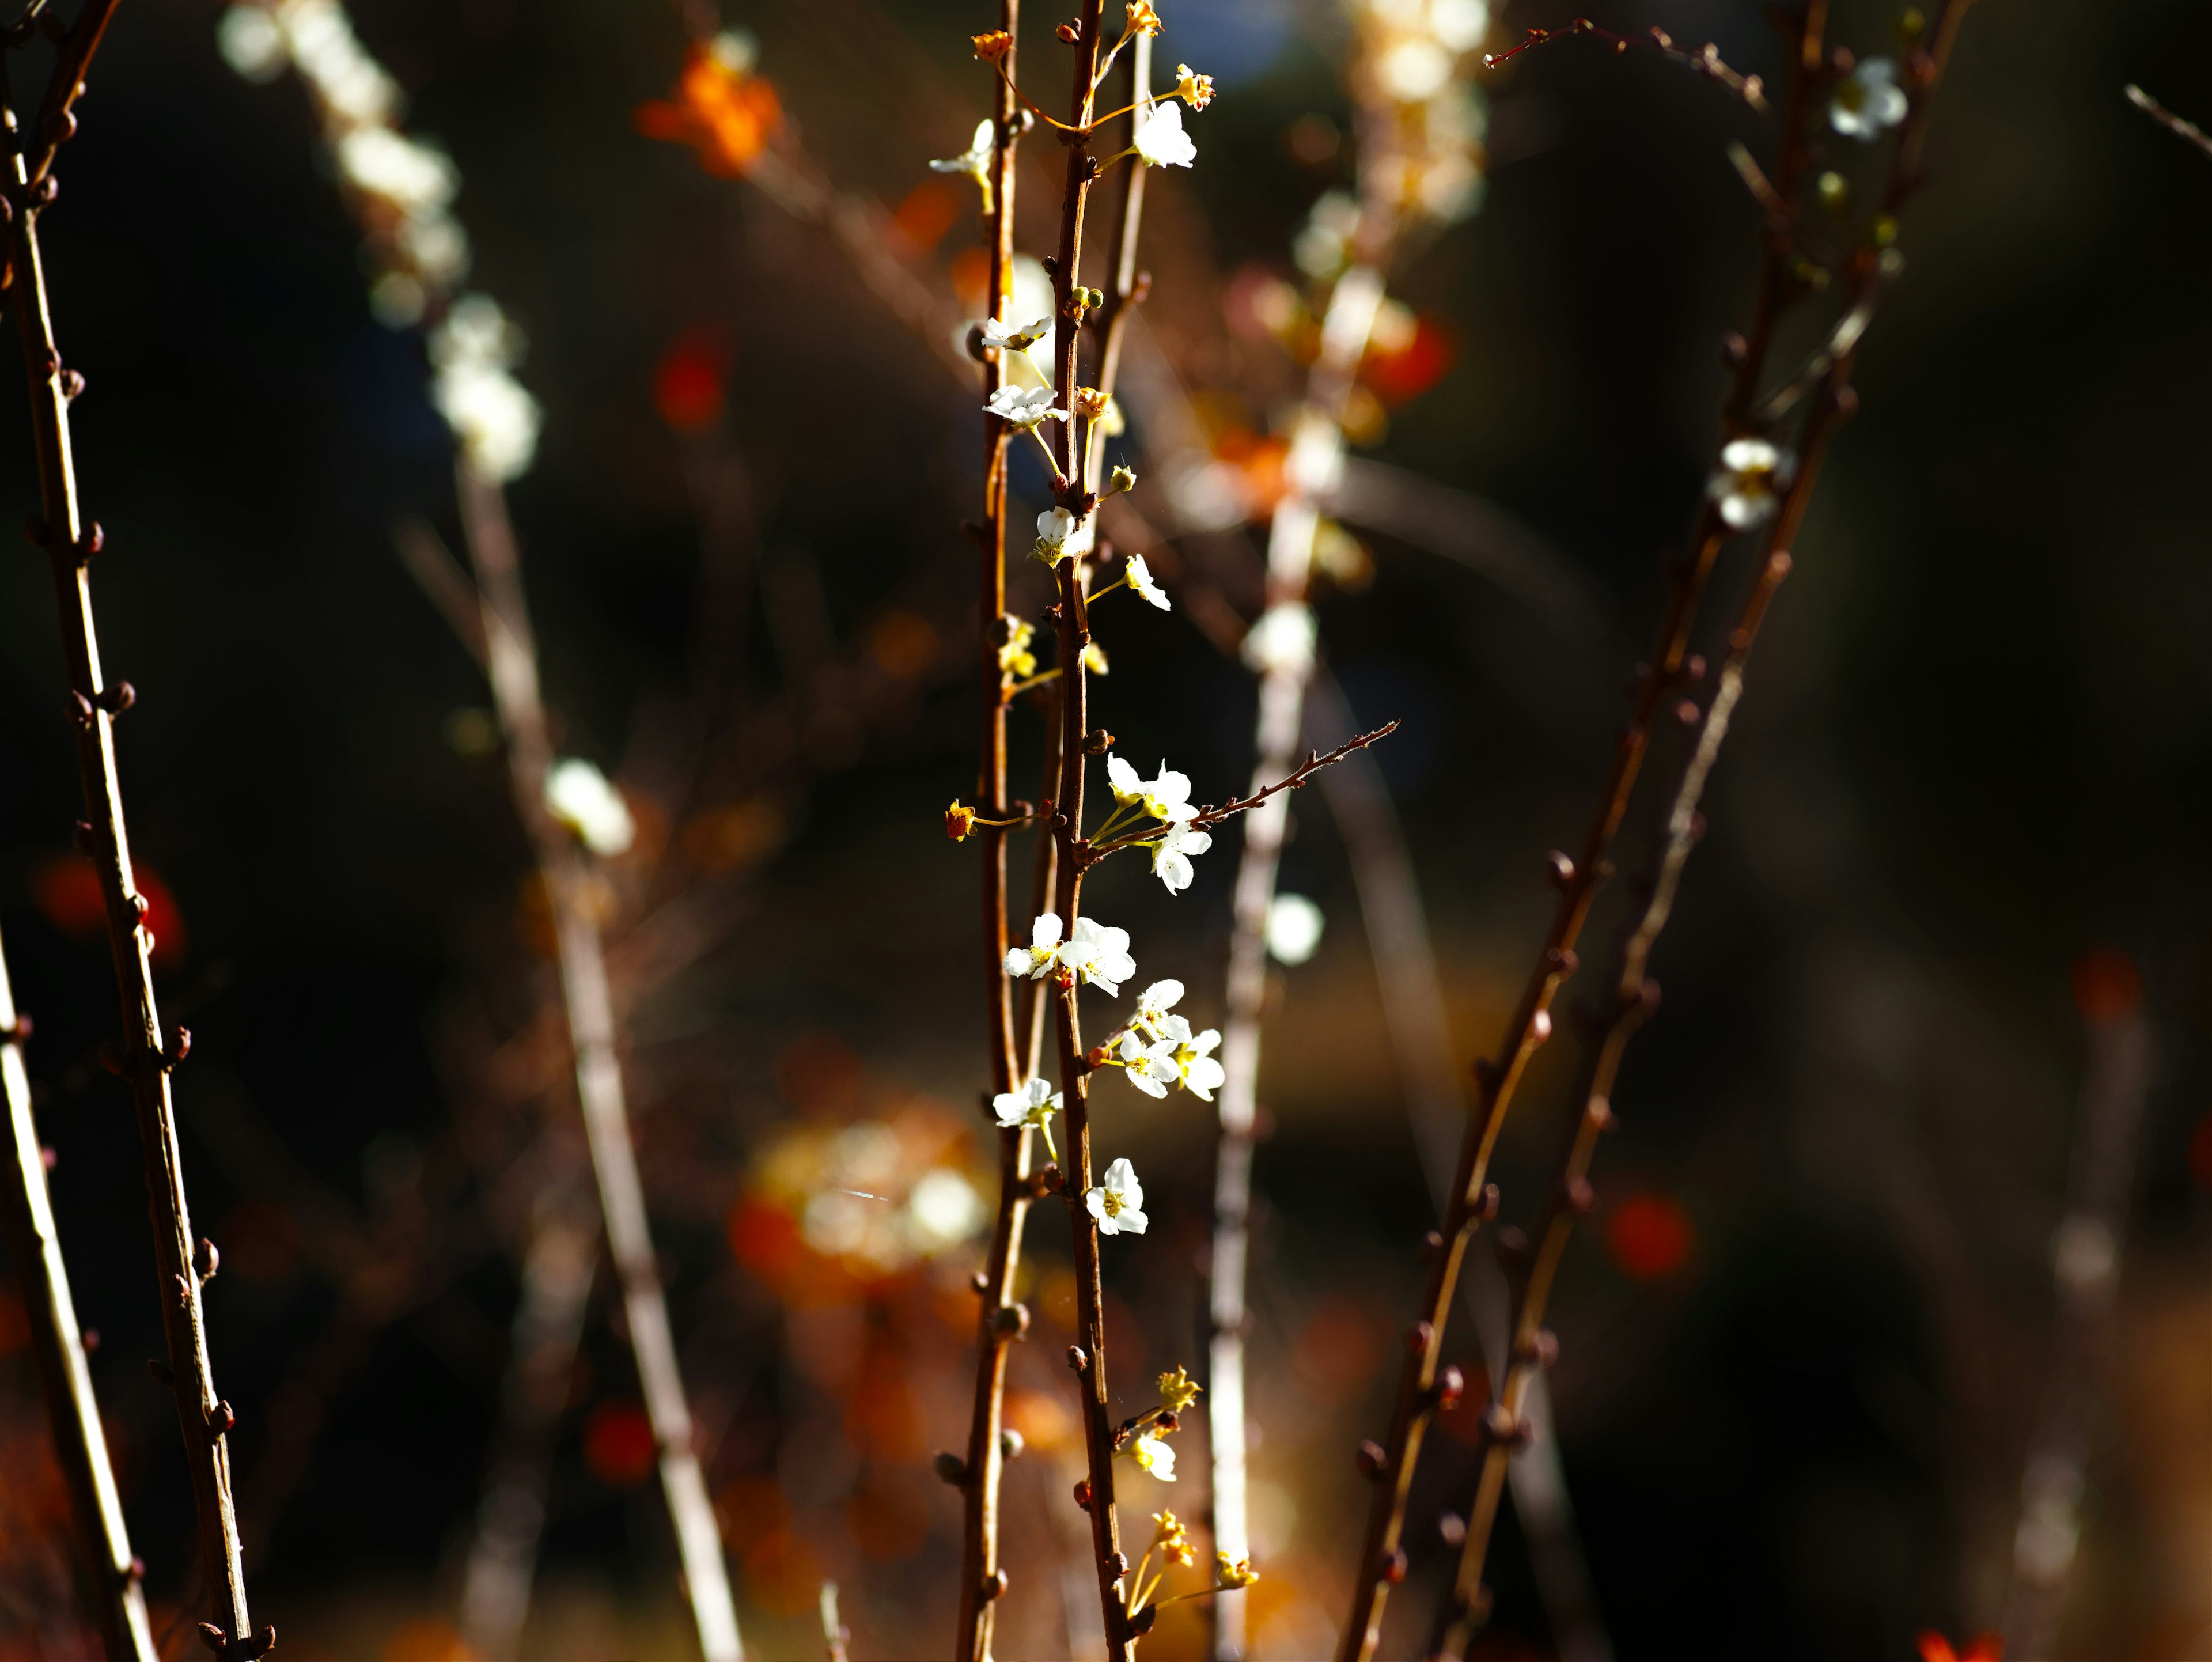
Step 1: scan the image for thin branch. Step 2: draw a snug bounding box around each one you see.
[2124,84,2212,162]
[0,920,157,1660]
[1084,724,1399,860]
[1483,18,1770,115]
[1428,9,1981,1651]
[0,24,269,1655]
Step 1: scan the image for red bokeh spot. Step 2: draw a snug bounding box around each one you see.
[1292,1295,1384,1407]
[743,1526,825,1618]
[1918,1633,2003,1662]
[653,330,730,434]
[2188,1115,2212,1191]
[2071,948,2141,1025]
[582,1400,657,1487]
[948,245,991,312]
[218,1201,303,1285]
[1362,314,1455,406]
[1606,1193,1694,1281]
[0,1290,28,1357]
[728,1195,801,1277]
[889,179,961,255]
[34,857,185,967]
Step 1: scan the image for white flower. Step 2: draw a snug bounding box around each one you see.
[992,1076,1062,1161]
[430,294,542,483]
[992,1075,1061,1130]
[986,384,1069,430]
[930,118,998,207]
[979,313,1051,353]
[1006,914,1135,994]
[1265,893,1325,965]
[1086,1156,1149,1236]
[217,5,289,82]
[1829,58,1908,141]
[544,758,635,855]
[1125,553,1170,610]
[1069,917,1136,995]
[1150,821,1213,894]
[1131,1429,1176,1478]
[336,127,457,215]
[1034,506,1094,566]
[1107,756,1199,823]
[1132,979,1185,1036]
[1118,1031,1183,1097]
[1242,602,1317,676]
[907,1169,984,1245]
[1131,100,1198,168]
[1171,1025,1225,1101]
[1706,437,1797,531]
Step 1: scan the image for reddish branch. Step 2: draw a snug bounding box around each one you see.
[1,8,271,1654]
[952,4,1031,1658]
[1332,6,1862,1657]
[1483,17,1770,113]
[1428,5,1980,1655]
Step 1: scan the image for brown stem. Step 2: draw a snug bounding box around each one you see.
[2125,83,2212,163]
[1,31,266,1654]
[955,4,1029,1655]
[0,921,157,1660]
[1333,7,1853,1652]
[1426,16,1978,1646]
[456,463,743,1662]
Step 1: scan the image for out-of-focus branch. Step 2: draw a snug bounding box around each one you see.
[457,462,744,1662]
[1,23,268,1653]
[1998,966,2153,1661]
[0,922,157,1660]
[2124,84,2212,162]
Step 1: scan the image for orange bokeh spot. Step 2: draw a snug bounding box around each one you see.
[1293,1296,1384,1407]
[1605,1193,1694,1281]
[717,1472,791,1557]
[948,246,992,312]
[2071,948,2141,1025]
[635,46,782,177]
[653,330,730,433]
[1362,313,1455,406]
[582,1400,657,1487]
[218,1201,303,1285]
[1212,428,1290,515]
[890,179,962,256]
[34,856,185,967]
[743,1525,825,1618]
[381,1621,474,1662]
[867,609,940,679]
[1918,1634,2002,1662]
[2189,1116,2212,1190]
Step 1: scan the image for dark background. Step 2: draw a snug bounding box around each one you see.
[2,0,2211,1657]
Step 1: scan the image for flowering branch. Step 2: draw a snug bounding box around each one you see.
[2125,83,2212,162]
[1483,17,1770,114]
[0,920,158,1660]
[1083,723,1398,862]
[0,16,272,1654]
[1426,6,1980,1655]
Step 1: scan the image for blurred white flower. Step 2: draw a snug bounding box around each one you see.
[930,118,998,207]
[1087,1156,1149,1236]
[1242,602,1317,676]
[1150,821,1213,894]
[1266,893,1325,965]
[1125,553,1170,610]
[1427,0,1490,52]
[544,758,635,855]
[336,126,456,215]
[1376,35,1453,100]
[278,0,403,126]
[217,5,288,81]
[1118,1031,1183,1097]
[1132,100,1197,168]
[1132,1428,1176,1477]
[987,384,1067,431]
[1706,437,1796,531]
[1830,58,1908,141]
[907,1169,985,1245]
[429,294,543,482]
[1294,190,1362,278]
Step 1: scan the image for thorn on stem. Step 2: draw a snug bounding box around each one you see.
[80,1327,97,1353]
[1565,1176,1596,1214]
[1382,1548,1408,1584]
[982,1569,1010,1602]
[934,1451,970,1486]
[1438,1511,1467,1547]
[1355,1439,1386,1478]
[207,1399,236,1437]
[1000,1427,1025,1460]
[71,820,96,857]
[1416,1229,1444,1264]
[1405,1319,1434,1354]
[1073,1476,1093,1510]
[195,1237,219,1282]
[1066,1343,1089,1373]
[992,1301,1031,1341]
[1478,1182,1500,1221]
[146,1357,172,1387]
[1544,850,1574,888]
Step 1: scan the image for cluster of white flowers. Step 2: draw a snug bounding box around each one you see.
[1006,913,1138,996]
[219,0,544,482]
[1346,0,1491,233]
[1706,437,1797,531]
[430,296,546,485]
[543,756,636,857]
[1115,979,1226,1101]
[1105,755,1214,892]
[1830,58,1908,141]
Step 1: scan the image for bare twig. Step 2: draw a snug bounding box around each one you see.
[457,463,744,1662]
[1335,5,1850,1653]
[1,17,269,1653]
[2124,84,2212,162]
[1998,969,2153,1660]
[1483,18,1770,115]
[1086,724,1398,860]
[0,922,157,1660]
[1427,9,1980,1653]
